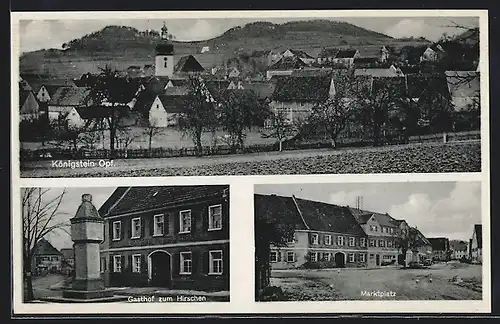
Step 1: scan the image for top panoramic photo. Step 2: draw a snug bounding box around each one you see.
[14,12,485,178]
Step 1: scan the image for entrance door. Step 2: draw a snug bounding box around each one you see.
[334,252,345,268]
[376,254,380,266]
[150,252,171,288]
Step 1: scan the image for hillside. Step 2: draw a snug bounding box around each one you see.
[19,20,427,79]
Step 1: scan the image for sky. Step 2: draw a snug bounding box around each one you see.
[21,187,117,251]
[18,16,479,53]
[255,181,482,242]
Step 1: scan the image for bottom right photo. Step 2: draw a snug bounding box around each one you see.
[254,181,483,302]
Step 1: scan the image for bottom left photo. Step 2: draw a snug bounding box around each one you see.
[19,184,230,303]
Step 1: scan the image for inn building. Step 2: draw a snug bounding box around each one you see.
[99,185,230,291]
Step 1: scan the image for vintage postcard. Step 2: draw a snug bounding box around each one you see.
[12,10,487,178]
[11,9,491,316]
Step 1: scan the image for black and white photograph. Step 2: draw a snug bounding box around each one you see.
[254,181,484,302]
[20,185,230,303]
[15,14,483,178]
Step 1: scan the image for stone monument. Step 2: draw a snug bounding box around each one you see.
[60,194,117,300]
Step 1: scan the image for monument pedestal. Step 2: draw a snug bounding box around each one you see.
[42,193,127,303]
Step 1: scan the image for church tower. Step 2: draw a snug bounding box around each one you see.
[155,22,175,77]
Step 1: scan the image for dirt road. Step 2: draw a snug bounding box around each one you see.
[271,262,482,301]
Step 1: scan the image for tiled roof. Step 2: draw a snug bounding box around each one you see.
[48,86,91,106]
[272,75,332,102]
[269,56,306,71]
[406,73,451,99]
[294,198,366,236]
[254,194,307,230]
[157,94,187,113]
[336,49,358,58]
[474,224,482,248]
[354,67,403,78]
[75,105,129,120]
[19,89,33,107]
[174,55,205,73]
[357,46,386,57]
[27,79,75,94]
[34,239,62,256]
[428,237,450,251]
[60,248,74,260]
[101,185,229,216]
[287,49,314,59]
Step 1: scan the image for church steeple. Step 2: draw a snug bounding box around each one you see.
[155,21,174,77]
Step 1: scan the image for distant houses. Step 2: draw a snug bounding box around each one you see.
[428,237,451,261]
[470,224,482,264]
[31,238,64,275]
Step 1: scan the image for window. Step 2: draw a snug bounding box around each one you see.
[375,226,378,232]
[180,252,192,274]
[132,254,141,273]
[270,251,278,263]
[311,233,319,245]
[163,57,168,68]
[360,238,366,247]
[349,237,355,247]
[209,250,223,275]
[179,210,192,233]
[324,235,332,245]
[131,218,141,238]
[325,253,331,261]
[153,214,164,236]
[113,255,122,272]
[337,236,344,246]
[379,240,385,247]
[369,254,375,260]
[390,228,394,234]
[370,225,376,231]
[100,257,106,273]
[310,252,317,262]
[112,221,121,241]
[369,239,376,247]
[349,253,355,263]
[286,251,295,262]
[208,205,223,230]
[387,240,393,248]
[287,233,295,243]
[360,254,366,263]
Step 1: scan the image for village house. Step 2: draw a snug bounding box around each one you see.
[266,56,307,80]
[173,55,206,77]
[98,185,230,291]
[148,94,186,127]
[316,47,339,64]
[268,75,335,125]
[348,208,432,266]
[47,86,91,123]
[31,238,63,275]
[22,78,76,103]
[254,194,368,269]
[19,89,40,121]
[470,224,482,264]
[332,49,360,67]
[420,43,447,62]
[280,49,315,65]
[444,71,480,111]
[358,45,390,63]
[201,46,210,53]
[450,240,468,260]
[428,237,451,261]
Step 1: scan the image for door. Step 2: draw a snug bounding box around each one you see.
[334,252,345,268]
[150,252,171,288]
[376,254,380,266]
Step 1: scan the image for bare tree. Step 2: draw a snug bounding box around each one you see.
[143,121,164,155]
[22,188,69,301]
[261,109,297,152]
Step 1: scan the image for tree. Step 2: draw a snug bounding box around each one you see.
[53,116,87,151]
[143,121,164,155]
[86,65,136,158]
[260,109,297,152]
[178,76,219,156]
[309,73,361,148]
[393,225,425,267]
[254,216,294,298]
[22,188,69,302]
[218,89,268,153]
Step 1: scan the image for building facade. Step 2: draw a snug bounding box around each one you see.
[31,239,63,275]
[470,224,482,264]
[428,237,451,261]
[99,185,230,291]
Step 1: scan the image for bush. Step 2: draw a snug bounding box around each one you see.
[258,286,286,301]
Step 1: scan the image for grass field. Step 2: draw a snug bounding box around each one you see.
[20,140,481,178]
[267,262,482,301]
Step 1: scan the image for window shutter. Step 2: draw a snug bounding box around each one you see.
[141,254,146,274]
[121,255,125,272]
[109,257,114,273]
[202,251,209,274]
[109,222,113,241]
[149,216,154,236]
[128,255,133,272]
[127,220,132,238]
[277,251,282,262]
[294,252,297,263]
[191,250,198,275]
[172,253,179,275]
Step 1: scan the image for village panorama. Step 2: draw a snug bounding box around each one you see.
[18,18,481,177]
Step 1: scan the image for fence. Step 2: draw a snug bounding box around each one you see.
[20,130,480,162]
